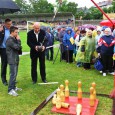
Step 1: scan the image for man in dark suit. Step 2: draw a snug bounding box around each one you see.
[0,19,12,86]
[27,22,48,84]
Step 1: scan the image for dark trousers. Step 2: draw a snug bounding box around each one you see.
[65,50,73,63]
[45,47,54,60]
[31,52,46,82]
[0,48,7,83]
[60,44,66,60]
[8,64,18,92]
[101,54,113,73]
[62,52,66,60]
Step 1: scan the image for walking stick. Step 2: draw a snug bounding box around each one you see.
[67,46,69,63]
[60,44,62,62]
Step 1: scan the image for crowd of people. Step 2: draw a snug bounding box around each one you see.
[41,24,115,78]
[56,25,115,77]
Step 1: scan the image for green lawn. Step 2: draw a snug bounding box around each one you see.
[19,30,29,52]
[0,31,113,115]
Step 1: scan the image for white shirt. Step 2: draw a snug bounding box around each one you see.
[75,35,80,46]
[34,31,39,41]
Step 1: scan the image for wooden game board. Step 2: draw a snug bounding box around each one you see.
[52,96,99,115]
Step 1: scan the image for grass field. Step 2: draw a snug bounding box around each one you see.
[0,31,113,115]
[19,30,29,52]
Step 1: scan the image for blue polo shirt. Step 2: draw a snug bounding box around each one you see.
[0,27,10,48]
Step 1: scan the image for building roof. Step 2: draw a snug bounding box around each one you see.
[93,0,112,7]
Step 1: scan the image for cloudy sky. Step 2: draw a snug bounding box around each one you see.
[47,0,107,8]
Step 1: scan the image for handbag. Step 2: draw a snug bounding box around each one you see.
[94,58,103,71]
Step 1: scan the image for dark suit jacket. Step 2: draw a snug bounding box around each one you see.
[6,36,22,64]
[0,26,5,45]
[27,29,47,59]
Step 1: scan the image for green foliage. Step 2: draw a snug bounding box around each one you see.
[103,7,108,13]
[107,7,114,13]
[76,7,103,20]
[57,0,78,18]
[66,2,78,15]
[14,0,31,14]
[88,7,103,19]
[57,0,68,12]
[76,11,84,19]
[14,0,114,20]
[83,12,93,20]
[112,0,115,12]
[29,0,54,13]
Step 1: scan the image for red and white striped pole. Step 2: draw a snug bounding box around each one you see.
[91,0,115,28]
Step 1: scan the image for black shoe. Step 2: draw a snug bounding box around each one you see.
[32,81,37,84]
[42,80,47,83]
[3,82,8,86]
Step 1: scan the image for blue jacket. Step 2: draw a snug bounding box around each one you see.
[98,35,115,55]
[46,32,54,46]
[63,28,75,50]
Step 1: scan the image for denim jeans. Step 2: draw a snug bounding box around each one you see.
[8,64,18,92]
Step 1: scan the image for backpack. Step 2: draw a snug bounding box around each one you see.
[94,58,103,71]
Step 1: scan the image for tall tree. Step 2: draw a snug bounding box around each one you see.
[108,7,113,13]
[112,0,115,12]
[14,0,31,14]
[76,10,84,19]
[57,0,78,17]
[57,0,68,12]
[29,0,54,13]
[66,2,78,15]
[89,7,103,19]
[103,7,108,13]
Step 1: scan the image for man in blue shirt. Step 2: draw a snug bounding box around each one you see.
[0,19,12,85]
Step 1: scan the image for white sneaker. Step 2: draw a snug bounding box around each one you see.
[103,73,106,76]
[108,72,114,75]
[100,71,102,73]
[8,89,18,96]
[15,87,22,91]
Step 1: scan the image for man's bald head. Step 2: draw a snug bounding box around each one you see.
[33,22,41,33]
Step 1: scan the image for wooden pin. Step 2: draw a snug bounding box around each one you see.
[77,81,82,99]
[90,87,95,107]
[61,102,70,108]
[76,104,82,115]
[92,82,96,100]
[56,96,61,109]
[65,80,69,97]
[52,94,57,105]
[60,84,65,102]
